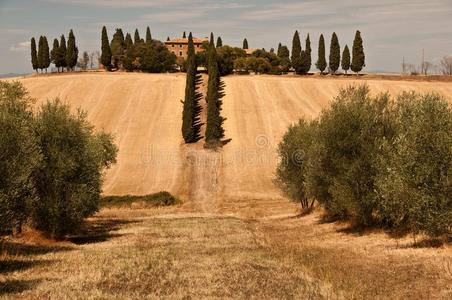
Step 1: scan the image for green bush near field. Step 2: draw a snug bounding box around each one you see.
[100,191,182,208]
[276,84,452,237]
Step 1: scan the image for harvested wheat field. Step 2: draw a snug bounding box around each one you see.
[1,72,451,299]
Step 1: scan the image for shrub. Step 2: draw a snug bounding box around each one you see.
[0,82,41,233]
[311,85,395,224]
[32,99,118,238]
[276,119,318,209]
[375,92,452,236]
[277,84,452,236]
[99,191,181,208]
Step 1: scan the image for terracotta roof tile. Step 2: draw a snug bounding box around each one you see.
[165,37,208,44]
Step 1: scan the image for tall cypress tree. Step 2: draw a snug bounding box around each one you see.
[316,34,327,74]
[30,37,38,73]
[37,36,44,72]
[205,33,225,146]
[146,26,152,45]
[304,34,311,73]
[125,33,133,49]
[58,35,67,72]
[101,26,112,70]
[243,38,248,49]
[50,38,60,71]
[182,33,203,143]
[42,36,50,73]
[134,29,140,44]
[342,44,351,74]
[351,30,365,74]
[329,32,340,74]
[66,29,78,71]
[216,36,223,47]
[291,30,301,64]
[277,43,282,56]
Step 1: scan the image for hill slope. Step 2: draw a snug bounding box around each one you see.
[14,73,452,204]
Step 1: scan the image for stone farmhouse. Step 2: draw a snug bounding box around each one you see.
[165,37,209,59]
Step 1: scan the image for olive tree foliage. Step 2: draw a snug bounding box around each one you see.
[375,93,452,236]
[32,100,118,238]
[0,82,118,238]
[276,119,318,209]
[307,86,394,224]
[0,82,41,233]
[276,84,452,236]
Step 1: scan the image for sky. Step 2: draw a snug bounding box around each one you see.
[0,0,451,74]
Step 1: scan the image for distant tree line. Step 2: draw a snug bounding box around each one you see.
[30,29,79,73]
[190,30,364,76]
[101,26,176,73]
[0,81,118,238]
[276,85,452,237]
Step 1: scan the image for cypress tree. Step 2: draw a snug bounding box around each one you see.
[182,33,203,143]
[351,30,365,74]
[110,29,125,69]
[291,30,301,63]
[243,38,248,49]
[42,36,50,73]
[30,37,38,73]
[304,34,311,73]
[216,36,223,48]
[125,33,133,49]
[329,32,340,74]
[316,34,327,74]
[277,43,282,56]
[146,26,152,45]
[205,33,225,146]
[167,37,170,41]
[342,44,351,74]
[37,36,44,72]
[134,29,140,44]
[58,35,67,72]
[50,38,60,71]
[183,31,186,38]
[66,29,78,71]
[101,26,112,70]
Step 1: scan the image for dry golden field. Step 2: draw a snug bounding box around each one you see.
[1,72,451,299]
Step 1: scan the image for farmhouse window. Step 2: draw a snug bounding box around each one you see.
[179,51,183,56]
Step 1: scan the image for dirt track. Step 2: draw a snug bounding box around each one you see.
[13,73,452,207]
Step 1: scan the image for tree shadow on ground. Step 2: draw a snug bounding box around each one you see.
[0,259,57,274]
[67,218,142,245]
[0,241,72,257]
[0,279,41,296]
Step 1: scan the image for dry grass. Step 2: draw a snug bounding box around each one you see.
[1,206,451,299]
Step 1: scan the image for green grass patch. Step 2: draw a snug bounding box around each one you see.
[99,191,182,208]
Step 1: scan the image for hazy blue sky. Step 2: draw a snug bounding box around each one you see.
[1,0,451,74]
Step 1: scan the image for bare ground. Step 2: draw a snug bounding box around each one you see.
[1,73,451,299]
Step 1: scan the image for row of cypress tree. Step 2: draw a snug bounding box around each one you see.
[30,30,78,73]
[181,33,226,147]
[311,30,365,75]
[272,30,365,75]
[205,33,226,146]
[181,33,203,143]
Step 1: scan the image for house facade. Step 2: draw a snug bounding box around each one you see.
[165,37,209,59]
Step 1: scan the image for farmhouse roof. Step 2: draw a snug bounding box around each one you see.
[245,49,257,55]
[165,37,208,44]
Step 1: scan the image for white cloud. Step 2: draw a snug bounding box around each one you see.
[9,41,31,52]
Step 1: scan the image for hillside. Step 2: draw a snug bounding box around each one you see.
[3,73,451,299]
[15,73,452,204]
